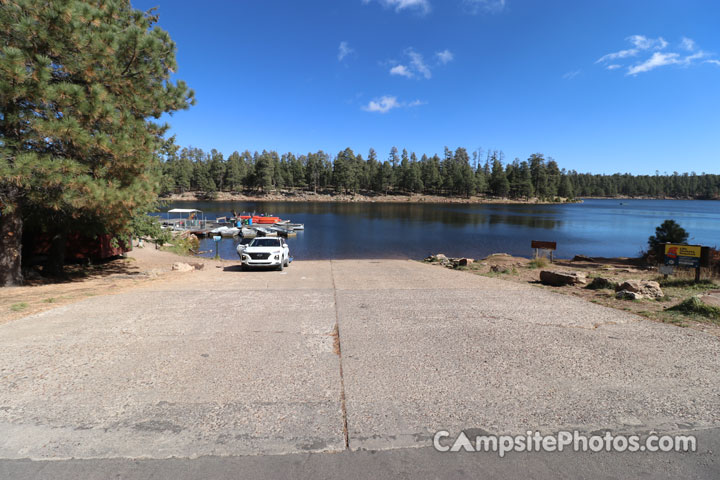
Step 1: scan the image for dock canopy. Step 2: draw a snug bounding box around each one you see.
[167,209,203,214]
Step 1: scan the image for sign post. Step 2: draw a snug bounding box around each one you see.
[531,240,557,263]
[663,244,708,283]
[213,235,222,260]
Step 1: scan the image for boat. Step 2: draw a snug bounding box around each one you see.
[268,225,293,237]
[253,226,277,237]
[236,237,254,257]
[238,215,282,225]
[220,227,240,237]
[285,223,304,231]
[241,226,257,238]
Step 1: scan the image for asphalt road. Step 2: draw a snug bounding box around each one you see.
[1,260,718,478]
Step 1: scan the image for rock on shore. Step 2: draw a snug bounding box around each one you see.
[539,270,588,286]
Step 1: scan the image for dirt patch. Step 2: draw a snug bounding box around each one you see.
[0,245,227,325]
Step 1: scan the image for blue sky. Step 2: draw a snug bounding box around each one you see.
[134,0,719,174]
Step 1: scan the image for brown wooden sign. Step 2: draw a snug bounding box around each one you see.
[531,240,557,251]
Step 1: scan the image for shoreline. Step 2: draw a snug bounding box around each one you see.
[160,191,717,204]
[161,191,577,205]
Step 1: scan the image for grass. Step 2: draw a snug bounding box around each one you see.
[10,302,28,312]
[667,296,720,323]
[658,312,689,327]
[657,277,718,291]
[482,267,518,278]
[43,297,56,303]
[528,258,549,269]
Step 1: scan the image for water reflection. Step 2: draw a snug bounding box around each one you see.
[161,199,720,261]
[178,200,563,229]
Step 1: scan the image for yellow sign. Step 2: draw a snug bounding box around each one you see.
[664,244,701,258]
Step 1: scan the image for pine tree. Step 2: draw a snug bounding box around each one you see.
[208,149,226,191]
[648,220,689,250]
[254,151,274,192]
[0,0,194,284]
[224,151,246,191]
[305,152,322,193]
[529,153,548,199]
[557,174,574,199]
[489,157,510,197]
[421,154,442,194]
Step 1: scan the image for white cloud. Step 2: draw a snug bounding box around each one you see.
[363,96,401,113]
[596,35,667,64]
[706,59,720,66]
[463,0,506,14]
[362,95,425,113]
[628,34,667,50]
[338,41,353,62]
[598,35,717,76]
[436,49,454,64]
[407,48,432,79]
[680,37,696,52]
[627,52,680,75]
[387,47,451,80]
[627,50,708,75]
[390,64,413,77]
[562,70,581,80]
[362,0,430,14]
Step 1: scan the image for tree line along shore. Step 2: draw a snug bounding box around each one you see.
[160,146,720,201]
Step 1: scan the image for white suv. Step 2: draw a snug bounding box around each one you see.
[240,237,290,271]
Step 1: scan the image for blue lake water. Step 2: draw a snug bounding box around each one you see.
[161,199,720,261]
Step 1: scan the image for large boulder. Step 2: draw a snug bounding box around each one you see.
[171,262,193,272]
[425,253,449,263]
[616,290,643,300]
[540,270,587,286]
[617,280,663,299]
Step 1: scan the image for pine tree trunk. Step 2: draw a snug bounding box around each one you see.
[0,195,24,287]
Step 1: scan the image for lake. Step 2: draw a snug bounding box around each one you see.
[161,199,720,261]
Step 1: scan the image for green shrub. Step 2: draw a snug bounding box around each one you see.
[648,220,689,251]
[163,235,199,256]
[585,277,617,290]
[668,296,720,320]
[130,213,172,246]
[528,258,548,269]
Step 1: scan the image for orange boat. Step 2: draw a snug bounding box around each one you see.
[239,215,282,224]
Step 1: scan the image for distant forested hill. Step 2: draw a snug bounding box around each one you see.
[160,146,719,200]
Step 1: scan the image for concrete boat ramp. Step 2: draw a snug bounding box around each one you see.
[0,260,718,478]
